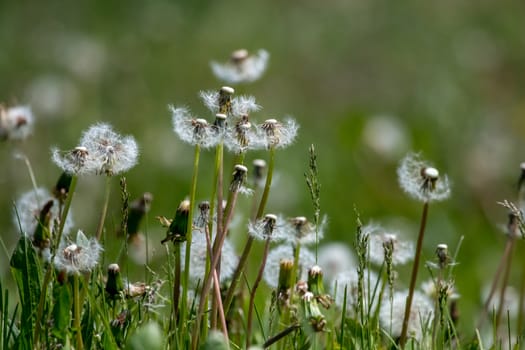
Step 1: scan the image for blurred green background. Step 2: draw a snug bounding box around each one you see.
[1,0,525,337]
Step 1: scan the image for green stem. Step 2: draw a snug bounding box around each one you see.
[223,147,275,313]
[95,176,112,241]
[181,144,201,340]
[210,143,223,331]
[496,238,515,327]
[173,243,181,323]
[399,201,429,348]
[73,274,84,350]
[33,175,78,346]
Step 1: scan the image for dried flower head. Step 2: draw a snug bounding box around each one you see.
[379,290,434,342]
[0,104,34,141]
[170,106,218,148]
[255,118,298,150]
[248,214,288,242]
[263,245,315,288]
[79,123,139,175]
[210,49,269,84]
[55,230,102,274]
[397,153,451,202]
[13,187,75,238]
[363,223,414,266]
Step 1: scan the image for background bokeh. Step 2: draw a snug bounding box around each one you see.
[2,0,525,337]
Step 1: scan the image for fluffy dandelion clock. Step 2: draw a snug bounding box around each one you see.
[181,232,238,287]
[79,123,139,175]
[55,230,102,274]
[318,243,356,284]
[170,106,218,148]
[263,245,315,288]
[210,49,269,84]
[380,290,433,343]
[255,118,299,150]
[51,146,97,175]
[199,87,261,118]
[331,269,379,315]
[0,104,34,141]
[363,223,414,266]
[283,216,326,247]
[397,153,451,202]
[13,187,75,238]
[248,214,288,242]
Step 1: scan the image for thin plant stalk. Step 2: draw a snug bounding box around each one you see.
[34,175,78,346]
[246,235,272,348]
[180,144,201,337]
[496,238,516,326]
[173,243,182,322]
[95,176,112,241]
[517,250,525,333]
[223,147,275,313]
[191,186,240,349]
[73,274,84,350]
[399,201,429,348]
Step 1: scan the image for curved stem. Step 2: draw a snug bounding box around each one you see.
[399,202,429,348]
[223,147,276,313]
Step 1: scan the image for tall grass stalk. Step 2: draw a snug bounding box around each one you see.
[95,176,112,241]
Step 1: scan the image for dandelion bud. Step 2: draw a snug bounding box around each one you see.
[53,172,73,202]
[126,192,153,236]
[229,164,248,193]
[436,243,449,268]
[296,280,309,296]
[106,263,124,298]
[161,199,190,244]
[277,259,294,294]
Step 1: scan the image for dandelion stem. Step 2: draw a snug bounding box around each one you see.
[73,274,84,350]
[399,201,429,348]
[173,243,181,322]
[223,147,275,314]
[181,144,201,339]
[496,238,515,326]
[246,235,272,348]
[95,176,112,241]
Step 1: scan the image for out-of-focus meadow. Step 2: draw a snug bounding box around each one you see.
[1,0,525,337]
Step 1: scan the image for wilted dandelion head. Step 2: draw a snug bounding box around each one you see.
[79,123,139,175]
[397,153,451,202]
[318,243,356,284]
[263,245,315,289]
[255,118,298,150]
[55,230,102,274]
[13,187,74,238]
[363,223,414,266]
[170,106,218,148]
[379,290,434,343]
[0,104,34,141]
[210,49,269,84]
[181,232,238,287]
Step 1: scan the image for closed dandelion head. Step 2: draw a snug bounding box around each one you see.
[55,230,102,275]
[364,223,414,266]
[252,159,267,188]
[0,104,34,141]
[79,123,139,176]
[263,245,315,289]
[248,214,288,242]
[229,164,251,194]
[210,49,269,84]
[380,290,433,342]
[13,187,74,239]
[170,106,218,148]
[255,118,298,150]
[397,153,450,202]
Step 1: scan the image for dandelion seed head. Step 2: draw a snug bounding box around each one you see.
[51,146,98,175]
[364,223,414,266]
[55,230,102,274]
[331,269,379,315]
[263,245,315,288]
[13,187,74,238]
[397,153,451,202]
[210,49,269,84]
[380,290,433,342]
[255,118,298,150]
[318,243,356,284]
[170,106,218,148]
[248,214,288,242]
[283,215,326,246]
[0,105,34,141]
